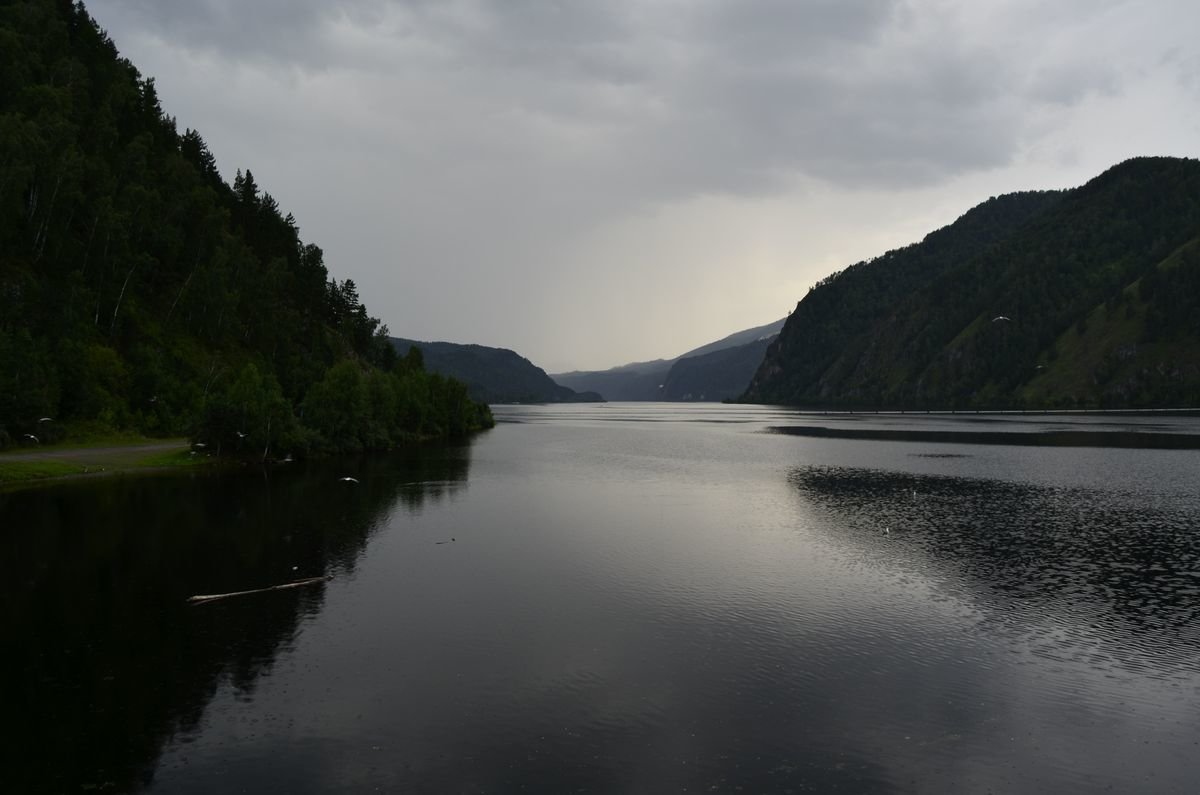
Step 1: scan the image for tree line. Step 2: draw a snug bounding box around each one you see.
[0,0,492,453]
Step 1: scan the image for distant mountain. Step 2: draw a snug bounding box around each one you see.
[675,318,786,360]
[553,318,785,401]
[552,359,671,402]
[660,336,777,401]
[744,156,1200,409]
[390,339,602,404]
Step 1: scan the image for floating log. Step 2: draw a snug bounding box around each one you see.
[187,575,331,605]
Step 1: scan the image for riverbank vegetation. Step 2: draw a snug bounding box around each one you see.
[0,0,491,456]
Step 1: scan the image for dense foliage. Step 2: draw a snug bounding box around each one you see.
[0,0,491,453]
[745,157,1200,409]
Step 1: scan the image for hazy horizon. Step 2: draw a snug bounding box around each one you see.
[86,0,1200,372]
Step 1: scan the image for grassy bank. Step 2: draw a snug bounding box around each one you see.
[0,439,208,487]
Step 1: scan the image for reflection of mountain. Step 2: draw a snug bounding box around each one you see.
[0,444,473,794]
[771,423,1200,449]
[790,466,1200,672]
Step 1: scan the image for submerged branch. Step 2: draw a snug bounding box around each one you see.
[186,575,331,605]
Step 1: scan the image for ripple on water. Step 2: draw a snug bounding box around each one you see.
[790,465,1200,681]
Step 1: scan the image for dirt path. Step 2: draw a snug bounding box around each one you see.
[0,440,187,463]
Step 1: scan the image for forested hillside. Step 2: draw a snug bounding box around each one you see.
[390,338,602,403]
[745,157,1200,409]
[0,0,491,454]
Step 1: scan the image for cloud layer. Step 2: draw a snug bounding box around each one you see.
[88,0,1200,370]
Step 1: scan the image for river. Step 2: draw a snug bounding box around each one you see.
[5,404,1200,793]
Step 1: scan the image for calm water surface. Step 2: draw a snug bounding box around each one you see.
[5,404,1200,793]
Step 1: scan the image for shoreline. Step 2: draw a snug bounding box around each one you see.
[0,439,210,489]
[0,431,489,490]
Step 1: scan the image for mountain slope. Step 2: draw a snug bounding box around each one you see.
[554,317,786,401]
[660,336,777,401]
[552,360,672,402]
[390,338,601,403]
[745,157,1200,409]
[0,0,491,452]
[1018,236,1200,407]
[675,318,786,360]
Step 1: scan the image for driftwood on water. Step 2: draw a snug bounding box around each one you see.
[187,575,331,605]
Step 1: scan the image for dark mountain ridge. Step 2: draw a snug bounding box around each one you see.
[554,317,786,401]
[552,360,669,402]
[745,156,1200,409]
[389,338,601,403]
[659,336,777,401]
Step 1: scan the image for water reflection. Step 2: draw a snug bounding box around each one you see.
[790,466,1200,677]
[9,405,1200,793]
[0,443,472,795]
[773,424,1200,448]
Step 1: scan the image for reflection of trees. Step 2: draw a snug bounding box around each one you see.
[790,466,1200,666]
[771,424,1200,449]
[0,442,472,794]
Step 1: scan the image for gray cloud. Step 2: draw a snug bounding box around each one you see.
[91,0,1093,192]
[86,0,1200,370]
[94,0,343,66]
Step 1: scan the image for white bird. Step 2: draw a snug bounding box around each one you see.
[24,434,39,444]
[339,476,360,484]
[992,315,1012,322]
[235,431,247,439]
[883,526,890,536]
[38,417,53,423]
[193,442,207,449]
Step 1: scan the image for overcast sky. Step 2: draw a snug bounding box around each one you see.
[87,0,1200,372]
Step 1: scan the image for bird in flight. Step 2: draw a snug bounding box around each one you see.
[992,315,1012,322]
[339,476,360,484]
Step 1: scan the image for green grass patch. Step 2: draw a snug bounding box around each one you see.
[0,439,204,487]
[132,448,210,469]
[22,425,153,451]
[0,460,88,483]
